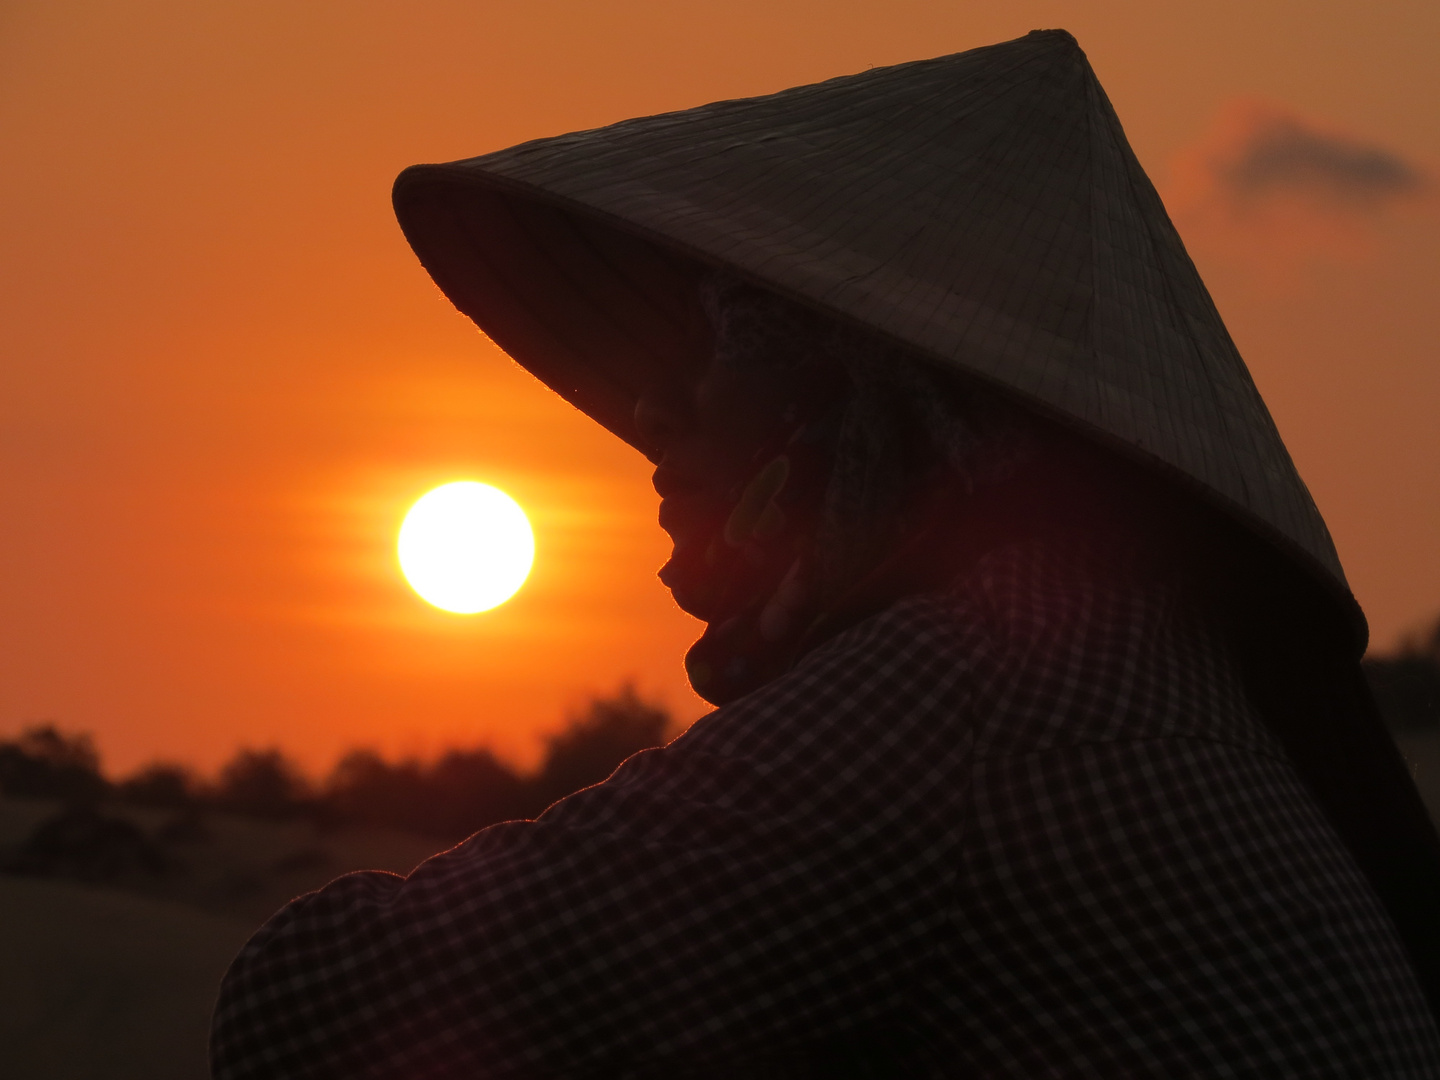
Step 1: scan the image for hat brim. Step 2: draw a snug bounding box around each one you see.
[394,167,725,459]
[393,165,1370,653]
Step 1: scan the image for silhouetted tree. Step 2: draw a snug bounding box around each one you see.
[0,723,108,803]
[213,747,310,819]
[427,748,530,835]
[0,689,675,838]
[318,687,673,839]
[1365,617,1440,733]
[531,685,672,809]
[323,747,529,840]
[324,749,424,828]
[118,761,199,809]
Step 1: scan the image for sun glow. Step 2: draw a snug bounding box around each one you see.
[398,482,535,613]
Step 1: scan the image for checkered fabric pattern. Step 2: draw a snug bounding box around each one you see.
[211,536,1440,1078]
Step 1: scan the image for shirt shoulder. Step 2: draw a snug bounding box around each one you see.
[940,533,1284,759]
[559,589,980,852]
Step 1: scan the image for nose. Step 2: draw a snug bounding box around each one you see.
[633,382,688,461]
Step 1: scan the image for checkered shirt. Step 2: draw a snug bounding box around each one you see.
[211,537,1440,1078]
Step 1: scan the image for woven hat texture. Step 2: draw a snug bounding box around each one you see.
[393,28,1356,638]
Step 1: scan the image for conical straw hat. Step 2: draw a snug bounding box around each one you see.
[393,29,1362,647]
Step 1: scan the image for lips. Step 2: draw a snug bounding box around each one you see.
[657,526,727,618]
[656,489,724,583]
[652,467,727,617]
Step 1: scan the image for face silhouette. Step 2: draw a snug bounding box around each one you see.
[634,343,842,620]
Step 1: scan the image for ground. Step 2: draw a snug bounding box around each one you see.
[0,797,442,1079]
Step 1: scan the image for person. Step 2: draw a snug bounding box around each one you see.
[211,30,1440,1077]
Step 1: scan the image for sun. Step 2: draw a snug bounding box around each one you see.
[398,482,535,614]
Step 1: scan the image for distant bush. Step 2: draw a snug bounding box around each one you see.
[323,749,425,829]
[321,685,673,840]
[3,688,676,840]
[1365,618,1440,733]
[424,748,531,834]
[117,762,199,809]
[323,747,528,840]
[212,747,311,819]
[0,724,109,803]
[2,804,168,881]
[530,685,672,809]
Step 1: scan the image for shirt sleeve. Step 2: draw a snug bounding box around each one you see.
[209,596,978,1079]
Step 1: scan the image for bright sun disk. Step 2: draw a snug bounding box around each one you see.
[398,482,534,613]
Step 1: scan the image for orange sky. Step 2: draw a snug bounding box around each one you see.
[3,0,1438,776]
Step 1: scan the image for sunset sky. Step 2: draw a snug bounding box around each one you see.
[3,0,1438,777]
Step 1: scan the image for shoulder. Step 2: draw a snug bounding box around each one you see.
[577,592,983,832]
[942,532,1281,756]
[509,588,982,867]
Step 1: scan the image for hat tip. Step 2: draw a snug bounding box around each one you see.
[1027,27,1080,46]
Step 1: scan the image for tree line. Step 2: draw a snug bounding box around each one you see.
[0,686,672,843]
[3,624,1438,844]
[1364,619,1440,734]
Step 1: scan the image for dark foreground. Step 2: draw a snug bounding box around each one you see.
[7,730,1440,1079]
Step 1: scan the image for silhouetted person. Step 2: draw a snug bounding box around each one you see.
[212,31,1440,1077]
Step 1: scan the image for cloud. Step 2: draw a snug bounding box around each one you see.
[1173,100,1430,213]
[1222,114,1424,209]
[1166,100,1433,278]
